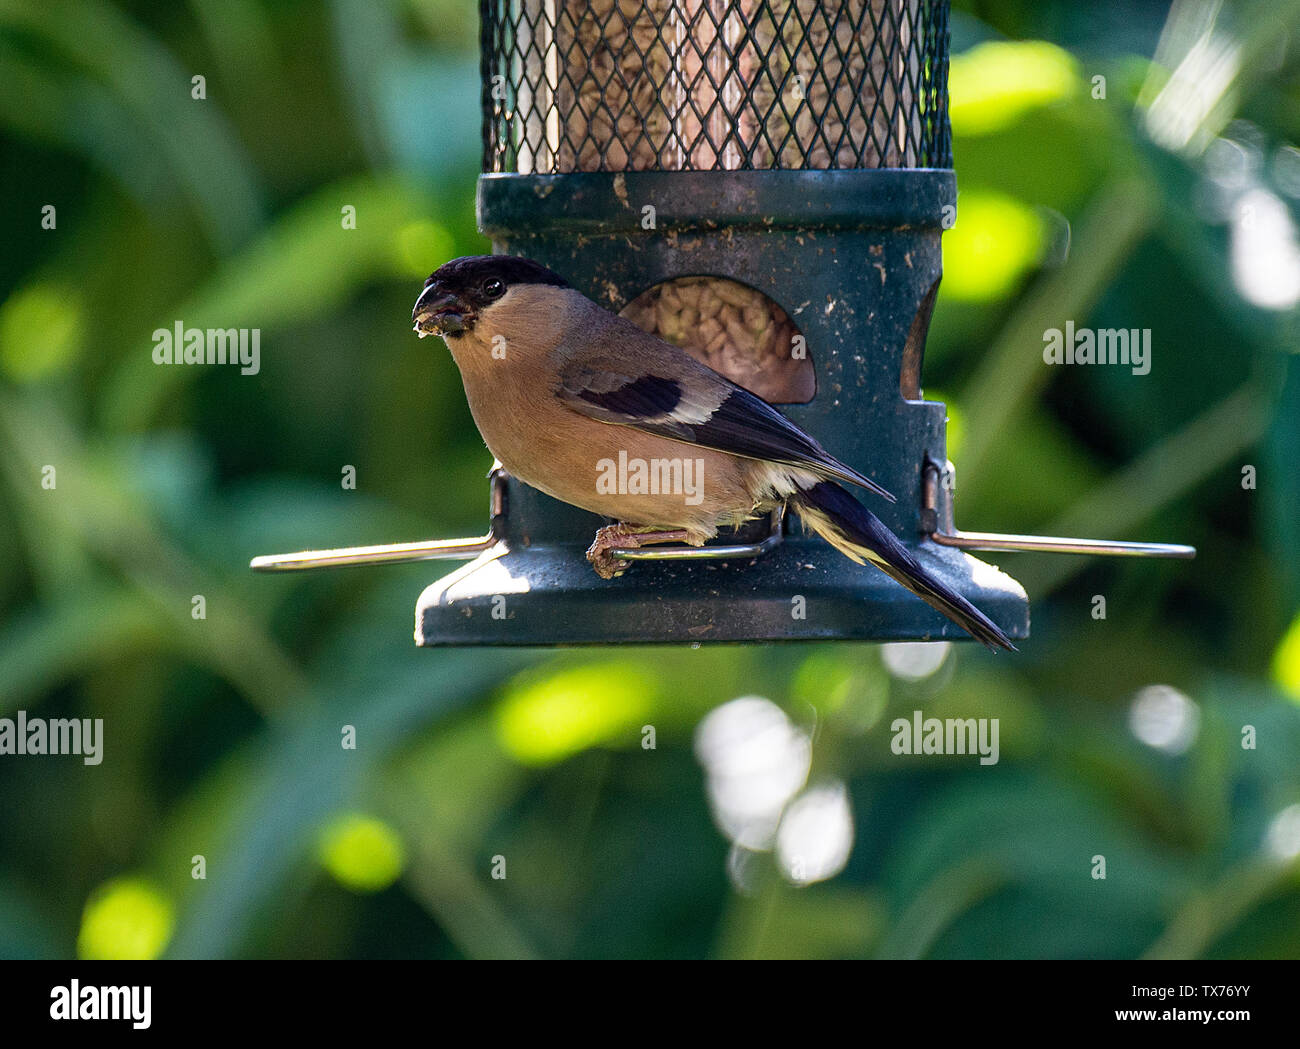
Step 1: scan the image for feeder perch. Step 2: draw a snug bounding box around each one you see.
[252,0,1194,645]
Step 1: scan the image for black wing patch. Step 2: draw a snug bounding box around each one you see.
[576,374,682,417]
[556,349,895,503]
[678,388,825,465]
[645,386,896,503]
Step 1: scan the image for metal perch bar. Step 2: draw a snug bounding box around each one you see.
[921,460,1196,559]
[249,471,789,571]
[249,534,499,572]
[609,506,786,563]
[250,469,508,571]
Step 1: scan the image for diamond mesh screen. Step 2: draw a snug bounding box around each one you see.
[481,0,950,173]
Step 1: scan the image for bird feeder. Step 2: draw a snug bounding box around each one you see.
[253,0,1193,644]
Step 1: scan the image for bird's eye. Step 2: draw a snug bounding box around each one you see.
[483,278,505,300]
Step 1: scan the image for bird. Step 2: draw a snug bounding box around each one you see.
[412,254,1014,650]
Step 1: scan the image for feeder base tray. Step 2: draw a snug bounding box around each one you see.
[415,538,1029,646]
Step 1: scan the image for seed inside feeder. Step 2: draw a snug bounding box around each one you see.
[621,277,814,404]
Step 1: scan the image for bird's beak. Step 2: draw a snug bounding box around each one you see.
[412,283,472,338]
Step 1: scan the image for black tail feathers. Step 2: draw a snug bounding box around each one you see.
[790,481,1016,651]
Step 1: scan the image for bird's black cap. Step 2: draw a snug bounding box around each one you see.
[414,255,572,337]
[423,255,570,296]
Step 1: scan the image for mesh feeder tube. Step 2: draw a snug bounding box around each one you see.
[412,0,1032,644]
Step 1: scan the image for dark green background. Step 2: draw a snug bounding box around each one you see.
[1,0,1298,958]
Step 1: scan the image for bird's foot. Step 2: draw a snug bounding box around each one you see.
[586,524,641,580]
[586,524,691,579]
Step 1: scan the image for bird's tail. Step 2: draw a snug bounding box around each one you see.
[790,480,1016,651]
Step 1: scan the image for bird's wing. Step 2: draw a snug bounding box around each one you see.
[553,315,895,503]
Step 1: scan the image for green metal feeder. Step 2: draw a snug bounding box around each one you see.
[252,0,1193,644]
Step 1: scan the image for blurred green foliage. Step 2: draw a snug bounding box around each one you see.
[1,0,1299,959]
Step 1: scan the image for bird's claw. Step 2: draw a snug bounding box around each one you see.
[586,525,639,580]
